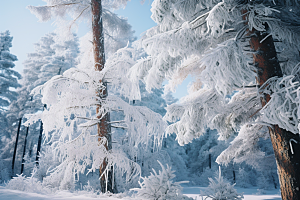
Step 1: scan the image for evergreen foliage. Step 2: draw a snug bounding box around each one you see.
[0,30,21,110]
[0,30,21,183]
[200,167,244,200]
[128,1,300,195]
[133,161,192,200]
[0,32,80,180]
[23,1,167,192]
[0,0,289,196]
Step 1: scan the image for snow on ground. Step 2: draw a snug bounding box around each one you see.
[183,187,281,200]
[0,186,281,200]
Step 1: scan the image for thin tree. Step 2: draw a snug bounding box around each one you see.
[21,126,29,174]
[35,120,43,166]
[91,0,114,193]
[12,118,22,177]
[0,30,21,177]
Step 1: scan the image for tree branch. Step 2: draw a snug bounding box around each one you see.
[111,125,128,129]
[69,6,89,30]
[45,2,82,8]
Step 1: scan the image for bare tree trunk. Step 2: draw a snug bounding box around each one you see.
[12,118,22,177]
[36,120,43,166]
[21,126,29,174]
[244,11,300,199]
[91,0,115,193]
[208,154,211,169]
[36,104,47,166]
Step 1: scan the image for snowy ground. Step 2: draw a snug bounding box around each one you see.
[182,187,281,200]
[0,186,281,200]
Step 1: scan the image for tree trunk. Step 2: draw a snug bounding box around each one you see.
[36,120,43,166]
[245,14,300,200]
[12,118,22,177]
[208,154,211,169]
[21,126,29,174]
[91,0,115,193]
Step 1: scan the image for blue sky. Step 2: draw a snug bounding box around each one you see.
[0,0,189,99]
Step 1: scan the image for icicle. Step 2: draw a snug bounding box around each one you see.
[260,33,272,44]
[289,139,298,154]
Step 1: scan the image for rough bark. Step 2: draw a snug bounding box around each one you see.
[12,118,22,177]
[246,15,300,200]
[91,0,115,193]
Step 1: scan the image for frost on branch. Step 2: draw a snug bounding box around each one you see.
[132,160,192,200]
[27,0,134,42]
[105,47,141,101]
[260,75,300,134]
[164,87,261,146]
[211,88,261,140]
[216,124,270,168]
[26,53,167,189]
[27,0,130,22]
[164,88,223,145]
[6,173,53,194]
[199,39,256,96]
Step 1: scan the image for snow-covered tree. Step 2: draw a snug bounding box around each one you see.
[133,161,192,200]
[24,45,166,192]
[8,32,79,122]
[28,0,135,193]
[200,166,244,200]
[0,30,21,128]
[25,0,168,194]
[0,30,20,109]
[27,0,135,59]
[1,32,80,179]
[128,1,300,199]
[0,30,21,182]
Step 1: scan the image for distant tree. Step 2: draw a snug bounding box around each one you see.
[8,32,79,122]
[163,91,178,106]
[0,30,21,181]
[3,32,79,177]
[0,30,21,123]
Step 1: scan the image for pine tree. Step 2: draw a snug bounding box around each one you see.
[0,30,21,120]
[200,167,243,200]
[129,1,300,199]
[3,32,79,177]
[90,0,114,193]
[26,0,166,193]
[0,30,21,181]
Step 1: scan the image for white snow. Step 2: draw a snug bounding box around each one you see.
[0,186,281,200]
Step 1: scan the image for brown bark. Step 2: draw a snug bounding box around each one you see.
[91,0,115,193]
[243,10,300,200]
